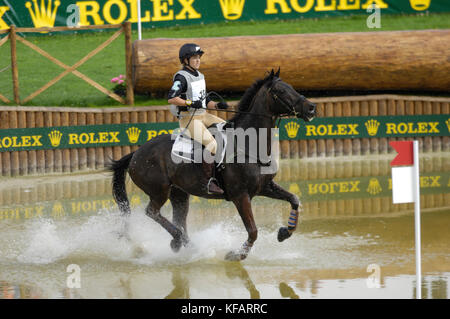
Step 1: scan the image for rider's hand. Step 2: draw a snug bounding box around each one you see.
[190,100,203,109]
[217,101,229,110]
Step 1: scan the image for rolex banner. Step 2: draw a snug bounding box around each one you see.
[1,0,449,32]
[0,115,448,152]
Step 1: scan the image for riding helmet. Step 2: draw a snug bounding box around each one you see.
[179,43,204,64]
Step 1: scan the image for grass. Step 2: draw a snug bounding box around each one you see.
[0,13,449,107]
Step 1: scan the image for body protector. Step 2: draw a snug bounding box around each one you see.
[169,70,207,118]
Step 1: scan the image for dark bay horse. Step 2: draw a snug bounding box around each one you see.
[109,69,316,261]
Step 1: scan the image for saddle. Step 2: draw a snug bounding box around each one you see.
[171,122,230,168]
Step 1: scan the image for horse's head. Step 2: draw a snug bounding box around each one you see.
[267,69,316,122]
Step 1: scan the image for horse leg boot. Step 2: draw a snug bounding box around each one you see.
[201,161,224,195]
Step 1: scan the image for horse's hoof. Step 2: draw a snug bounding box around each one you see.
[170,239,182,252]
[225,251,246,261]
[277,227,292,242]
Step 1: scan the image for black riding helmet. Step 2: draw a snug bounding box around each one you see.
[179,43,204,65]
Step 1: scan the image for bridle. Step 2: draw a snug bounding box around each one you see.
[267,79,304,118]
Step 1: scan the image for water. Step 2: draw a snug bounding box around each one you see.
[0,154,449,299]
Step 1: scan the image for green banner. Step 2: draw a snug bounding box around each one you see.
[0,115,449,152]
[279,115,450,140]
[1,0,449,32]
[0,121,179,152]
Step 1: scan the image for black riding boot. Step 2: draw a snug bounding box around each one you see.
[202,161,224,195]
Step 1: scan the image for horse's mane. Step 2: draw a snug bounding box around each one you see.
[229,70,278,123]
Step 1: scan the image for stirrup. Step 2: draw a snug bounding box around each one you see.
[207,178,224,195]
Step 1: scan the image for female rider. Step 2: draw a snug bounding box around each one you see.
[168,43,229,195]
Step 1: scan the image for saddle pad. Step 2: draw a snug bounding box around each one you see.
[171,123,227,165]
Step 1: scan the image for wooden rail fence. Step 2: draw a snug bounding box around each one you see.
[0,22,134,105]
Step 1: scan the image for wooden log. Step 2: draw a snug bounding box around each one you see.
[132,30,450,94]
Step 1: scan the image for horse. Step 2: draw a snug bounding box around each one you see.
[108,69,316,261]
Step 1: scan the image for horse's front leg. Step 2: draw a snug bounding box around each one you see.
[225,193,257,261]
[260,181,301,242]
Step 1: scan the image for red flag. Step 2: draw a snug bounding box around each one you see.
[390,141,414,166]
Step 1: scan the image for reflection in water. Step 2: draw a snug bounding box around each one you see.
[0,153,449,299]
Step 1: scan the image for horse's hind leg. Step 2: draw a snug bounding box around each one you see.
[145,188,185,250]
[169,186,190,252]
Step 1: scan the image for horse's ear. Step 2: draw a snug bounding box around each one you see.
[275,67,280,77]
[269,69,275,78]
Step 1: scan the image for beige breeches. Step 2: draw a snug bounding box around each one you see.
[179,112,226,155]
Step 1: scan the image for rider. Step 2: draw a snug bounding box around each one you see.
[168,43,229,195]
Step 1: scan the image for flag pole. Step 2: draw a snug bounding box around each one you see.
[138,0,142,40]
[413,140,421,299]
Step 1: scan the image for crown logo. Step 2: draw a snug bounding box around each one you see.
[367,178,382,195]
[365,119,380,136]
[48,130,62,147]
[446,118,450,133]
[219,0,245,20]
[409,0,431,11]
[26,0,60,30]
[284,121,300,139]
[126,127,141,144]
[289,183,302,196]
[51,201,65,219]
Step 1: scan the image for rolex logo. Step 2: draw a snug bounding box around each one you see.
[51,201,65,219]
[26,0,60,29]
[126,127,141,144]
[219,0,245,20]
[446,118,450,133]
[48,130,63,147]
[365,119,380,136]
[367,178,382,195]
[409,0,431,11]
[284,121,300,139]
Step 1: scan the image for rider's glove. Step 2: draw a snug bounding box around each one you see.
[217,101,229,110]
[188,100,203,109]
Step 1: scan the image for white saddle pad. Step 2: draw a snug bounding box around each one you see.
[171,122,227,166]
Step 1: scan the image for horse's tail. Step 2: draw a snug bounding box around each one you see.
[107,152,134,216]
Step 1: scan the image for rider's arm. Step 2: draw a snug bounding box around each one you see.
[168,75,188,106]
